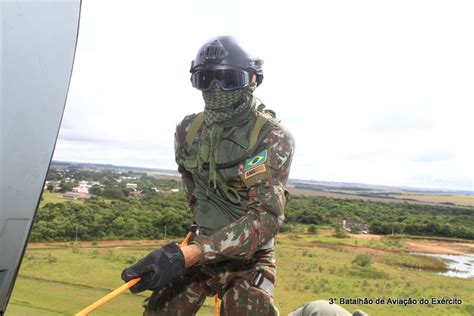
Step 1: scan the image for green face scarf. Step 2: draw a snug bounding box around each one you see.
[202,82,252,125]
[198,82,257,202]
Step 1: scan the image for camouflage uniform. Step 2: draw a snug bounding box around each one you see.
[143,110,294,315]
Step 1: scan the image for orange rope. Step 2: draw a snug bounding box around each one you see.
[75,278,141,316]
[214,293,219,316]
[75,232,194,315]
[180,231,193,247]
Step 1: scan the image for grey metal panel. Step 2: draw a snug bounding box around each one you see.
[0,1,81,313]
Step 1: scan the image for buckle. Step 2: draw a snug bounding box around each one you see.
[253,273,264,287]
[252,272,275,297]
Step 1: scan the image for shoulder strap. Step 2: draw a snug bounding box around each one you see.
[249,112,271,149]
[186,112,204,150]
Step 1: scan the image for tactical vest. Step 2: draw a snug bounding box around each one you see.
[183,110,279,237]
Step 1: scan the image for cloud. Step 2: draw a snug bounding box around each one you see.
[54,138,175,169]
[57,131,173,152]
[407,175,474,191]
[408,151,456,163]
[51,0,474,191]
[343,151,384,161]
[365,107,435,134]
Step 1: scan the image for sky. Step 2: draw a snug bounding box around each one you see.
[54,0,474,191]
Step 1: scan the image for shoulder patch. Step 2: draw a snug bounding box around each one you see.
[244,150,267,171]
[244,164,266,179]
[239,150,272,187]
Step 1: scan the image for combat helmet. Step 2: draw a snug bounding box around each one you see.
[190,36,264,90]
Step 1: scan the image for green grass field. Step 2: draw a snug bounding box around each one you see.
[39,192,114,208]
[297,188,474,207]
[393,194,474,207]
[40,192,83,207]
[7,234,474,315]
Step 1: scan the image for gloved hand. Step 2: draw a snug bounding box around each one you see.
[121,243,185,293]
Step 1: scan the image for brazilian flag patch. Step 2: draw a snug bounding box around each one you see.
[244,150,268,171]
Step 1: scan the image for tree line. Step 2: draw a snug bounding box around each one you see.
[285,195,474,239]
[31,191,474,242]
[31,192,192,241]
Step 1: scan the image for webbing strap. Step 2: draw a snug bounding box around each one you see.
[185,111,272,170]
[186,112,204,150]
[249,112,270,149]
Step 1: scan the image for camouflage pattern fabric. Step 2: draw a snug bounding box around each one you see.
[144,91,294,314]
[192,121,294,262]
[143,249,278,316]
[202,81,254,126]
[175,110,294,261]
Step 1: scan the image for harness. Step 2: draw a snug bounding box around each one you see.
[189,226,276,300]
[184,113,279,313]
[185,109,279,170]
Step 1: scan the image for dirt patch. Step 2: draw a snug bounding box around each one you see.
[348,233,382,240]
[306,241,390,256]
[28,239,165,250]
[406,241,472,255]
[407,242,463,255]
[29,236,473,255]
[311,238,468,256]
[348,233,473,255]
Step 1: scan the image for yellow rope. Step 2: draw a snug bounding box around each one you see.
[214,293,219,316]
[75,232,194,315]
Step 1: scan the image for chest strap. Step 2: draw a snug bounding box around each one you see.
[185,111,272,153]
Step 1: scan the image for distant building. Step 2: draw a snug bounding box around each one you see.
[340,219,369,233]
[159,188,180,196]
[62,192,91,200]
[129,189,143,198]
[126,183,138,189]
[50,180,61,190]
[73,181,89,194]
[121,176,137,180]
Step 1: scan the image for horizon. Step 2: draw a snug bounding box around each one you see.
[51,159,474,194]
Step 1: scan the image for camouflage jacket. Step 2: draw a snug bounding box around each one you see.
[174,111,294,264]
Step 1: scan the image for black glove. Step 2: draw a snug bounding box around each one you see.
[121,243,185,293]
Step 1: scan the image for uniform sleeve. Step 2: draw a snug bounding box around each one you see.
[174,115,197,207]
[192,124,295,262]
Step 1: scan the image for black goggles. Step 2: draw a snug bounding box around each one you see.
[191,69,251,91]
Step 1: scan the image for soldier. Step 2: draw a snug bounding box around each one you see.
[289,300,368,316]
[122,35,294,315]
